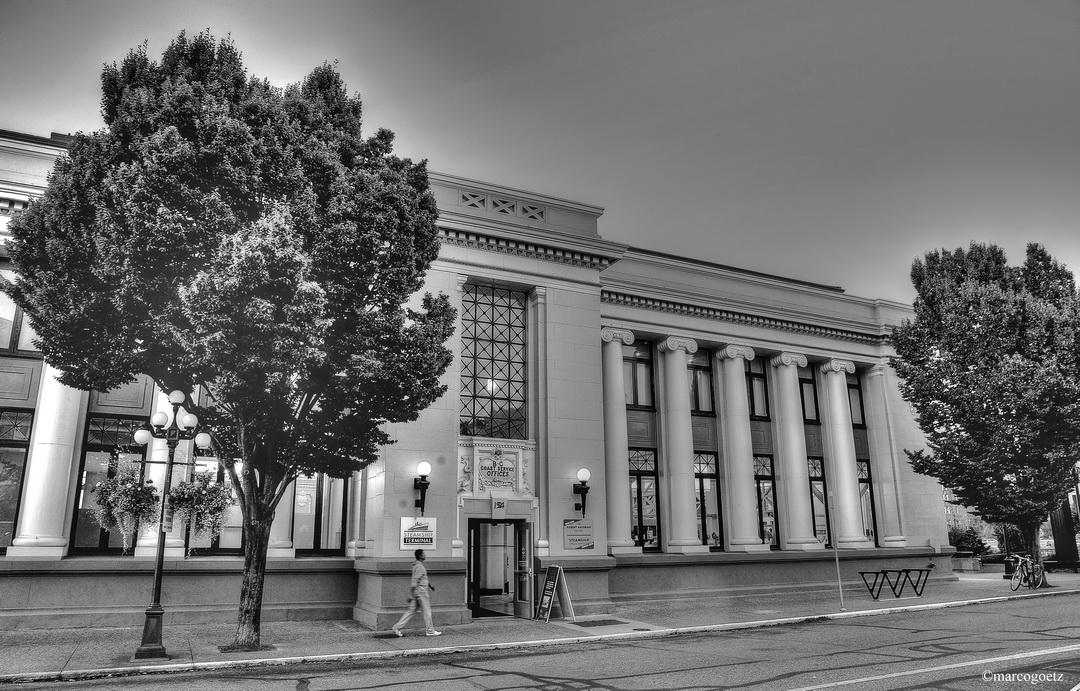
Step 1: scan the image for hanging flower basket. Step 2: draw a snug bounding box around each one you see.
[90,463,159,554]
[168,472,236,551]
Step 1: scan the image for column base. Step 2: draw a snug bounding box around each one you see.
[837,538,875,549]
[782,539,825,551]
[609,545,643,555]
[266,548,296,559]
[5,543,66,559]
[727,542,772,553]
[879,536,908,548]
[134,545,186,559]
[667,544,710,555]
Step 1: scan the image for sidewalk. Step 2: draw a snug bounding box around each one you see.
[2,571,1079,684]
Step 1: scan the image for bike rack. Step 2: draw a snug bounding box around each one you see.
[858,568,933,600]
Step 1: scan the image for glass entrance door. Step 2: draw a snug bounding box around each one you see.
[467,519,532,618]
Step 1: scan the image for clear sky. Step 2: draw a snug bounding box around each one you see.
[4,0,1080,304]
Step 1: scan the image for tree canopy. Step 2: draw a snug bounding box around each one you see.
[3,31,455,647]
[892,242,1080,555]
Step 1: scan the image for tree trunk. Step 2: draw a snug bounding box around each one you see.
[1049,503,1079,563]
[231,516,273,650]
[1023,520,1048,588]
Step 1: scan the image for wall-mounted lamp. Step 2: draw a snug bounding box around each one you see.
[573,467,591,518]
[414,460,432,516]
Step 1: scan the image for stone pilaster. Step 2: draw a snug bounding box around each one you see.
[601,326,639,553]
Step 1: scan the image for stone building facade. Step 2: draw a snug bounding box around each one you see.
[0,129,948,629]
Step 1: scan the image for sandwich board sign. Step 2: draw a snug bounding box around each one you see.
[534,564,576,622]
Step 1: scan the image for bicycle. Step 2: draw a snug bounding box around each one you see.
[1009,554,1045,591]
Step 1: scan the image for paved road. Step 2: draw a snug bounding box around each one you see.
[9,594,1080,690]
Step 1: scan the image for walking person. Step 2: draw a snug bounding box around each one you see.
[391,549,441,637]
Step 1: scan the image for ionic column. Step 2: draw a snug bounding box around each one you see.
[820,359,871,548]
[717,345,770,552]
[346,470,364,557]
[8,365,88,558]
[770,352,823,550]
[863,363,907,547]
[659,336,707,553]
[267,481,296,558]
[601,327,639,553]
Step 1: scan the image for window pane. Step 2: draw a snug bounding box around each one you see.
[0,446,28,548]
[292,474,319,550]
[0,289,14,349]
[801,381,817,421]
[698,477,721,546]
[750,378,768,417]
[758,480,777,546]
[16,312,37,351]
[810,479,828,543]
[860,483,874,540]
[640,477,659,548]
[695,370,713,412]
[622,361,634,405]
[849,387,864,425]
[72,452,146,551]
[634,363,652,406]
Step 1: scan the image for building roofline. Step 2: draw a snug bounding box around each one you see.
[622,245,846,294]
[0,130,74,149]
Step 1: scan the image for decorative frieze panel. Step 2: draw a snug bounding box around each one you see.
[457,190,546,223]
[750,420,773,454]
[626,409,656,447]
[458,438,535,498]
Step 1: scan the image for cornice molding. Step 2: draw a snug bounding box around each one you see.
[440,227,614,271]
[601,289,890,345]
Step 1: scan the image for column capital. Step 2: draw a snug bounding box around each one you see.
[819,358,855,375]
[770,351,807,369]
[601,327,635,345]
[531,286,547,304]
[866,361,889,378]
[659,336,698,354]
[456,274,469,289]
[716,343,755,362]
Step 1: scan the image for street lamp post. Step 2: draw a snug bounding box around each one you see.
[131,389,212,660]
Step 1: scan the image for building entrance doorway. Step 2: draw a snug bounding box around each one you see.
[467,519,533,618]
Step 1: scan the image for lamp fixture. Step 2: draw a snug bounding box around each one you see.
[573,467,591,518]
[131,390,213,660]
[414,460,432,516]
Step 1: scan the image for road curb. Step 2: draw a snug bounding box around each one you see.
[4,587,1078,685]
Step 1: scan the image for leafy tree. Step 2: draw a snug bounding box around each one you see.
[2,32,455,648]
[892,242,1080,567]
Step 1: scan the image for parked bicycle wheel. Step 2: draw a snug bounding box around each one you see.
[1030,563,1044,589]
[1010,566,1023,591]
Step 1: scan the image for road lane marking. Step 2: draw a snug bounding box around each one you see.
[788,642,1080,690]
